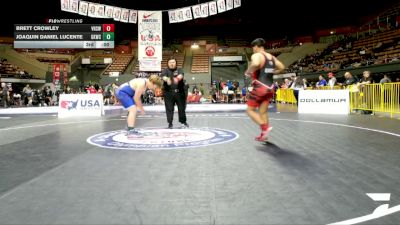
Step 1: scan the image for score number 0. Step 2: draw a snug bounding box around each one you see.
[102,24,114,32]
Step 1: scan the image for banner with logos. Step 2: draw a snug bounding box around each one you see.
[61,0,241,24]
[53,64,61,88]
[138,11,162,71]
[298,90,350,115]
[62,64,68,86]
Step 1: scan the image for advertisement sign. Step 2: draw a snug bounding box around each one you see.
[298,90,350,115]
[53,64,61,86]
[138,10,162,71]
[58,94,104,118]
[62,64,68,86]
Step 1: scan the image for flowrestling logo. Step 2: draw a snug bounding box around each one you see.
[86,127,239,150]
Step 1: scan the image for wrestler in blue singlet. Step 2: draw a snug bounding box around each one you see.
[115,80,146,109]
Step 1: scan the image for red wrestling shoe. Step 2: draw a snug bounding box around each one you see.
[255,126,273,142]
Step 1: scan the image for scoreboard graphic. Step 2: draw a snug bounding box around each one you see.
[14,24,114,49]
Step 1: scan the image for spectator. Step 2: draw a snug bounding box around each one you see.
[380,74,391,84]
[22,84,33,106]
[328,72,337,89]
[290,76,304,105]
[357,70,374,114]
[316,75,327,88]
[341,71,358,87]
[1,82,10,108]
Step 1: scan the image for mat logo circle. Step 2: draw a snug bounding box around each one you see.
[87,127,239,150]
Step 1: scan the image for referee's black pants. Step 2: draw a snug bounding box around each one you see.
[164,91,187,125]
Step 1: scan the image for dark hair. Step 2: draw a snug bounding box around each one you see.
[167,57,178,70]
[294,76,304,86]
[251,38,266,48]
[167,57,177,63]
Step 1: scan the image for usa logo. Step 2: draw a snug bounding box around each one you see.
[86,127,239,150]
[60,100,78,110]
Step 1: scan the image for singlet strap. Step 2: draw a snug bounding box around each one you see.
[260,52,275,68]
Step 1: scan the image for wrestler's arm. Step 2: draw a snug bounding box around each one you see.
[133,80,145,113]
[245,53,262,76]
[271,54,285,74]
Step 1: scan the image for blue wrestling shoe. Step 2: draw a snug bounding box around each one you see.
[127,129,143,139]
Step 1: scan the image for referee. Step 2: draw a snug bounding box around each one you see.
[161,57,189,129]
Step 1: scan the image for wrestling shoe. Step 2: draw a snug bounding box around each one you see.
[255,126,273,142]
[127,129,143,139]
[180,123,189,129]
